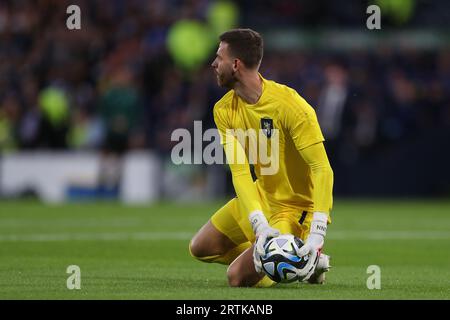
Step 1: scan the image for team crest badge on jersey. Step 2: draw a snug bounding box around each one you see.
[261,118,274,138]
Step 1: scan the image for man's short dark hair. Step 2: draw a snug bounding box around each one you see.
[219,28,263,69]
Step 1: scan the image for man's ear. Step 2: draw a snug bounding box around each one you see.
[232,59,239,72]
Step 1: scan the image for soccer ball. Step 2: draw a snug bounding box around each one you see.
[260,234,308,283]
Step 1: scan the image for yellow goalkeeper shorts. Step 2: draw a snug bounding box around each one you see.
[210,196,319,246]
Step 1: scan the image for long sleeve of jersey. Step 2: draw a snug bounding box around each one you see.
[214,106,263,217]
[298,142,334,214]
[283,92,334,215]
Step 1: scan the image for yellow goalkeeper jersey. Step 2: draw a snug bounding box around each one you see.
[214,75,333,217]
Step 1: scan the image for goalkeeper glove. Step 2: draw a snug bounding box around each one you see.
[295,212,328,281]
[249,211,280,273]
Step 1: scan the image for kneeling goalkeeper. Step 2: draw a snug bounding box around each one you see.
[189,28,334,287]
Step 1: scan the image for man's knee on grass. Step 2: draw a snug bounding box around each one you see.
[188,239,219,263]
[189,240,251,265]
[188,237,229,264]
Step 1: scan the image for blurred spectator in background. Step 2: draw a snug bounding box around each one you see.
[0,92,20,151]
[17,76,41,149]
[316,64,349,164]
[99,66,144,154]
[37,86,70,149]
[317,64,349,142]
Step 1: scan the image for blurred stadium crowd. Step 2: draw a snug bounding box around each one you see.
[0,0,449,196]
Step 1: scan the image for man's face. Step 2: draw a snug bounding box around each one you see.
[211,41,237,88]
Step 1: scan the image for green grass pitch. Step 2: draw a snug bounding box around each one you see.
[0,199,449,299]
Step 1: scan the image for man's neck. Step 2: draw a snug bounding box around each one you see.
[233,72,263,104]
